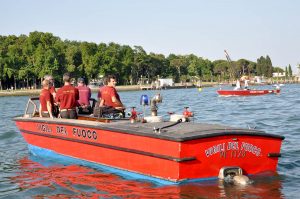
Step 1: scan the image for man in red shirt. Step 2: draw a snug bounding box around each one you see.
[44,75,56,99]
[56,73,79,119]
[76,77,92,114]
[100,75,125,110]
[44,74,58,117]
[39,80,54,118]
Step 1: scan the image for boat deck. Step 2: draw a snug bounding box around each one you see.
[14,116,284,142]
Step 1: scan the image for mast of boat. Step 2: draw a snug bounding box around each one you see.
[224,50,235,82]
[224,50,232,63]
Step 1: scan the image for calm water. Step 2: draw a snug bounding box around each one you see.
[0,84,299,198]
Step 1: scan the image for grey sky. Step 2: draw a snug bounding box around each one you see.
[1,0,299,72]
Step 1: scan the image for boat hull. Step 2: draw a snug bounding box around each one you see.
[14,118,284,183]
[217,89,280,96]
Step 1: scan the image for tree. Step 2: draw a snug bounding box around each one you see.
[288,64,293,77]
[132,46,147,84]
[256,55,273,77]
[266,55,273,77]
[212,60,229,82]
[80,42,98,80]
[236,59,250,76]
[168,55,188,82]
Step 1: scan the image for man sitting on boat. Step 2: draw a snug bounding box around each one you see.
[76,77,92,114]
[39,79,54,118]
[95,75,125,118]
[56,73,79,119]
[234,79,241,90]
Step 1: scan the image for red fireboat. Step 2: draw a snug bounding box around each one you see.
[14,96,284,184]
[217,89,280,96]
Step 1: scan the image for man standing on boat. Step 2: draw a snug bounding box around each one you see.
[234,79,241,90]
[39,79,54,118]
[100,75,125,112]
[56,73,79,119]
[44,74,59,117]
[76,77,92,114]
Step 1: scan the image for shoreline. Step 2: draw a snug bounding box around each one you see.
[0,83,218,97]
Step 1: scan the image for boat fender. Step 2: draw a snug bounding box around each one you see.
[233,175,250,185]
[170,114,186,122]
[144,116,163,123]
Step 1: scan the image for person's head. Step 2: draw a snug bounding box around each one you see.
[42,79,50,89]
[63,73,71,83]
[77,77,85,86]
[44,75,54,86]
[102,76,108,86]
[107,75,117,87]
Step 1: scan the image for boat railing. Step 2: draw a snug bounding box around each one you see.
[23,97,98,118]
[24,97,39,118]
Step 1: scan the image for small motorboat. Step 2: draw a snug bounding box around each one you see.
[13,96,284,184]
[217,89,280,96]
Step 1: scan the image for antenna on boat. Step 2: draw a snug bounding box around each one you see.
[224,50,238,81]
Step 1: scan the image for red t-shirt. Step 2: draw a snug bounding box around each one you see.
[49,86,56,95]
[39,89,51,111]
[97,86,105,99]
[76,85,91,106]
[101,86,121,108]
[56,85,79,109]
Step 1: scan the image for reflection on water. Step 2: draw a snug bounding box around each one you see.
[11,156,284,199]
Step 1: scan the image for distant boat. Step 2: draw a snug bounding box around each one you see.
[273,84,284,87]
[217,89,281,96]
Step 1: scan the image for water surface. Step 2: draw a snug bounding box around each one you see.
[0,84,299,198]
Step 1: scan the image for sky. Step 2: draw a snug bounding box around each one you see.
[1,0,300,73]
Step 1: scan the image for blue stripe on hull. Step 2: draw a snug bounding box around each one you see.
[27,144,217,185]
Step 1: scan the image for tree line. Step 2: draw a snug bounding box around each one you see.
[0,31,288,90]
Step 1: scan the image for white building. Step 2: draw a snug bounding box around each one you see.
[272,72,285,78]
[158,78,174,87]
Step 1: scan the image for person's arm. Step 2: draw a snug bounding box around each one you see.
[99,99,105,107]
[50,87,57,99]
[46,101,53,118]
[39,105,42,117]
[88,88,91,99]
[111,96,124,107]
[110,88,124,108]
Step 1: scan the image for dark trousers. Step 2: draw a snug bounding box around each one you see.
[41,112,50,118]
[60,109,77,119]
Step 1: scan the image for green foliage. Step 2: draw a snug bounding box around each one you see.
[256,55,273,77]
[0,32,282,90]
[288,64,293,77]
[273,66,284,73]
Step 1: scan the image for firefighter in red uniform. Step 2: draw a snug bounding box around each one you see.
[56,73,79,119]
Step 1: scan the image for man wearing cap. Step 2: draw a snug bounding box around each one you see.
[76,77,92,114]
[56,73,79,119]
